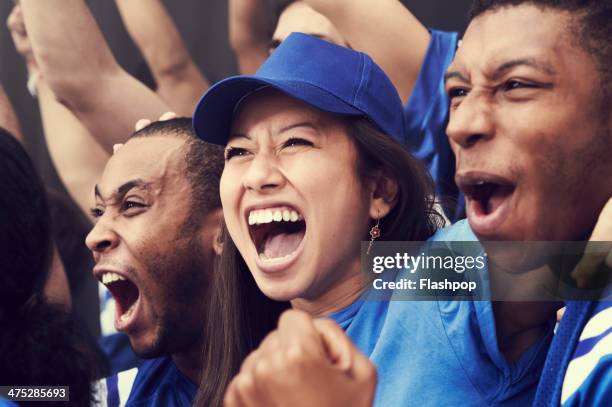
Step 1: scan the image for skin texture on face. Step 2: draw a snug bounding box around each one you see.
[445,4,612,242]
[272,1,347,50]
[86,136,215,360]
[220,90,386,316]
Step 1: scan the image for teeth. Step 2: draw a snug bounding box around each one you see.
[264,209,273,223]
[248,208,303,226]
[120,301,137,322]
[259,252,294,263]
[101,272,126,285]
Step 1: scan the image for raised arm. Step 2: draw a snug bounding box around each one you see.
[229,0,275,74]
[19,0,169,153]
[37,79,109,220]
[114,0,208,115]
[303,0,430,104]
[7,5,108,219]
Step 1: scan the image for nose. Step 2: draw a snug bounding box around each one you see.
[446,92,495,149]
[242,153,285,193]
[85,217,119,255]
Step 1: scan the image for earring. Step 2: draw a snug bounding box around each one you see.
[367,214,381,255]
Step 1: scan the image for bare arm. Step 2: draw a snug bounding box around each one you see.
[303,0,430,104]
[8,4,108,219]
[229,0,274,74]
[114,0,208,115]
[37,78,109,220]
[0,84,22,142]
[19,0,169,153]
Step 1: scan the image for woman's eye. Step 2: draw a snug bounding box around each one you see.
[225,147,250,160]
[283,138,313,148]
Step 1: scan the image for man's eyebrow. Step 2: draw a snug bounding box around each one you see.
[444,70,470,84]
[491,58,556,79]
[94,179,152,203]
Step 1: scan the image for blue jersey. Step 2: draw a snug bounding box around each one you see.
[404,29,464,221]
[535,301,612,406]
[93,357,196,407]
[329,220,551,406]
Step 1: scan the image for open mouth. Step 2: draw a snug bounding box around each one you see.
[247,206,306,265]
[458,173,517,237]
[100,272,141,328]
[462,181,515,216]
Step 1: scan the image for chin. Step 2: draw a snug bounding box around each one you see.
[258,279,305,302]
[129,335,166,359]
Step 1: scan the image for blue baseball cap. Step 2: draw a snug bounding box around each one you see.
[193,32,405,145]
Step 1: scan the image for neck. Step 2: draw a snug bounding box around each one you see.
[493,301,561,362]
[488,261,563,361]
[291,264,365,318]
[172,337,204,384]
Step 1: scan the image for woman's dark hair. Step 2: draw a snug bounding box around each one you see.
[348,118,444,242]
[0,128,96,406]
[195,225,290,407]
[194,116,443,406]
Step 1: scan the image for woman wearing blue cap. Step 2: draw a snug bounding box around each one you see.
[193,33,547,407]
[193,32,441,405]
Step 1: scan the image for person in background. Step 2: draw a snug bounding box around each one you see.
[114,0,209,116]
[0,127,98,407]
[15,0,166,152]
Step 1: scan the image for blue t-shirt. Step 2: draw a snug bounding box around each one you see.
[94,357,196,407]
[534,301,612,406]
[403,29,464,222]
[329,220,552,406]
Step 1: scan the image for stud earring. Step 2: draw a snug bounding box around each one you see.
[367,214,381,255]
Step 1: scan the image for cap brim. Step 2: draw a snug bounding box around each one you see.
[193,76,364,145]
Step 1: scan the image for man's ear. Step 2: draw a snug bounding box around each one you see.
[368,171,398,219]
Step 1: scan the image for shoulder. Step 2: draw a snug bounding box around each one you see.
[561,302,612,406]
[92,366,139,407]
[92,358,172,406]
